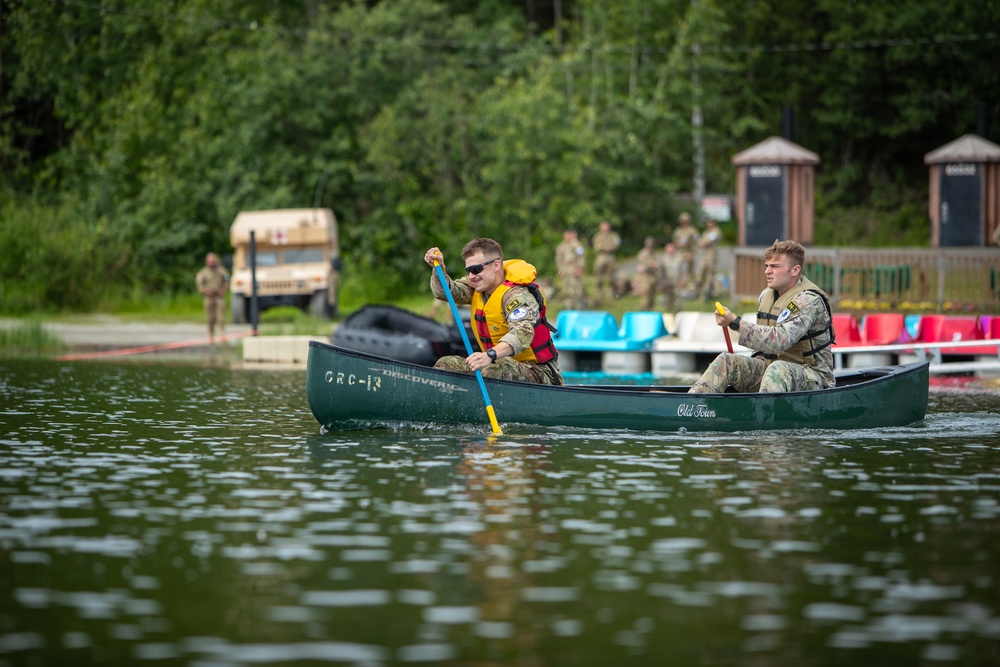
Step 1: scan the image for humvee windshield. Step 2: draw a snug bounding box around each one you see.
[256,252,280,267]
[284,248,325,263]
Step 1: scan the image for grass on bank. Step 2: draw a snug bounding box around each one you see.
[0,320,64,357]
[0,274,736,358]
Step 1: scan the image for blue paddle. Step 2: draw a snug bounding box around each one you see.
[433,261,503,435]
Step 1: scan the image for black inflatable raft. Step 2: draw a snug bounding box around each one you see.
[331,304,470,366]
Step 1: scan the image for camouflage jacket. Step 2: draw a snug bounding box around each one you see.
[431,272,541,359]
[737,281,835,386]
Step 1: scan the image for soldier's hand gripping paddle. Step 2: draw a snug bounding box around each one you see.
[716,301,734,354]
[434,261,503,435]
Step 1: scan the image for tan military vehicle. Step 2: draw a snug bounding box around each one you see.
[229,208,341,322]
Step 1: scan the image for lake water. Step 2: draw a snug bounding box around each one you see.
[2,358,1000,666]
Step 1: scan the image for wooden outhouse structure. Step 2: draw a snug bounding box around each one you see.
[732,136,820,246]
[923,134,1000,247]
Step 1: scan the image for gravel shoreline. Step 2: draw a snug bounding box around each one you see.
[1,317,254,348]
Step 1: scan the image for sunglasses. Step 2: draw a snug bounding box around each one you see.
[464,258,500,275]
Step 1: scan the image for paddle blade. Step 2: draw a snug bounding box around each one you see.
[486,405,503,435]
[715,302,733,353]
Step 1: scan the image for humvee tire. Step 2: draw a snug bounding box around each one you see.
[309,290,331,319]
[232,294,247,324]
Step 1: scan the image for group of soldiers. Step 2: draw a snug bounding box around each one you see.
[555,213,722,312]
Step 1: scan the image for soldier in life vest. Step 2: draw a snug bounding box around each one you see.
[688,240,835,394]
[424,238,562,385]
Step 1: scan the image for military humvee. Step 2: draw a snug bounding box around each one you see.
[229,208,340,322]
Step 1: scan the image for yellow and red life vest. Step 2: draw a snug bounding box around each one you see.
[470,259,558,364]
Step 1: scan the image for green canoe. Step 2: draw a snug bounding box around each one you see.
[306,341,929,433]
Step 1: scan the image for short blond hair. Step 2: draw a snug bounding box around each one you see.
[764,240,805,268]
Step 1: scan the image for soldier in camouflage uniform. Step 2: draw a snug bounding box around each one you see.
[658,242,684,313]
[693,218,721,300]
[425,239,562,385]
[555,229,588,309]
[671,212,699,291]
[633,236,661,310]
[195,252,230,341]
[591,220,621,304]
[689,240,835,394]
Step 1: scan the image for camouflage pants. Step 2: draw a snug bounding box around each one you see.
[680,254,695,288]
[560,275,587,310]
[434,356,563,385]
[633,273,656,310]
[687,354,826,394]
[694,259,716,298]
[660,283,679,313]
[594,254,616,302]
[203,297,226,336]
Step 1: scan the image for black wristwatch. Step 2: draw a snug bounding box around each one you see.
[729,316,741,332]
[486,348,498,363]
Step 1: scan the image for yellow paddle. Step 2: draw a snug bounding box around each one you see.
[434,260,503,435]
[716,301,734,353]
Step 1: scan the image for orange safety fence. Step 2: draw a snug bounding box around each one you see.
[54,330,256,361]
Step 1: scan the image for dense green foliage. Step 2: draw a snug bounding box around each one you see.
[2,0,997,312]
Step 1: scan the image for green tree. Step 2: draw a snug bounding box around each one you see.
[2,0,998,314]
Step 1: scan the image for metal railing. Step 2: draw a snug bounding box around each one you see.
[732,247,1000,313]
[832,338,1000,374]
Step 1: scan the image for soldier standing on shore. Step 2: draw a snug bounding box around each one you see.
[671,212,699,291]
[694,218,722,300]
[659,242,684,313]
[196,252,230,342]
[555,229,588,310]
[591,220,621,304]
[634,236,661,311]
